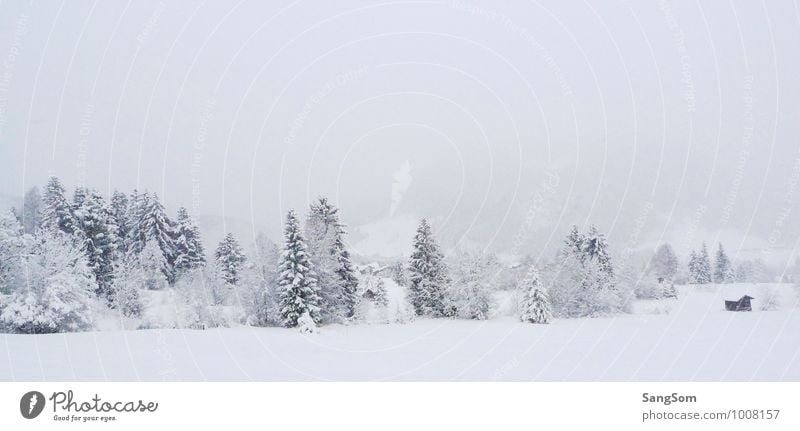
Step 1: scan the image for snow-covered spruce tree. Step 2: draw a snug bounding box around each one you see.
[390,261,407,287]
[136,194,175,282]
[305,197,358,323]
[215,233,245,285]
[173,207,206,277]
[713,243,734,283]
[73,190,119,298]
[110,191,130,254]
[278,210,321,328]
[0,210,26,295]
[518,266,552,324]
[694,243,712,284]
[447,251,494,320]
[649,243,679,281]
[41,176,76,235]
[21,186,43,234]
[0,230,97,333]
[407,218,450,317]
[564,225,585,259]
[125,189,150,255]
[583,225,614,277]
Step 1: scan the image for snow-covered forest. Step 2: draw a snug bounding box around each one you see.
[1,177,798,338]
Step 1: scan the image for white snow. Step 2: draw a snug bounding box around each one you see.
[1,283,797,381]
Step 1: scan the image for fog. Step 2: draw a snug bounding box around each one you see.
[1,0,798,263]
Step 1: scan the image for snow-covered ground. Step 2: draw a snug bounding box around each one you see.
[1,283,798,381]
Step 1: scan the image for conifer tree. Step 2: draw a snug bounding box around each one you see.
[215,233,245,285]
[74,190,119,298]
[41,177,76,235]
[713,243,733,283]
[173,207,206,277]
[137,194,175,282]
[583,225,614,277]
[110,191,130,253]
[407,218,450,317]
[305,198,358,322]
[563,225,585,258]
[519,266,552,324]
[697,243,712,284]
[278,210,321,328]
[125,189,150,255]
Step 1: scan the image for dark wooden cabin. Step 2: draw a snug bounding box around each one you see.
[724,295,753,312]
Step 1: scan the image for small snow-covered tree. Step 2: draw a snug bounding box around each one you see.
[407,219,450,317]
[649,243,679,280]
[447,251,494,320]
[713,243,734,283]
[518,266,552,324]
[110,259,143,318]
[0,231,97,333]
[215,233,245,285]
[41,176,76,235]
[241,233,282,326]
[690,243,712,284]
[21,186,43,234]
[278,210,321,328]
[173,207,206,277]
[136,241,169,290]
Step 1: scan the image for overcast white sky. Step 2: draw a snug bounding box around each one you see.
[1,0,799,262]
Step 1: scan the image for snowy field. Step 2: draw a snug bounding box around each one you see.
[2,283,798,381]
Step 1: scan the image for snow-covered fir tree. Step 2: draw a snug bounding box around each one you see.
[690,243,712,284]
[41,177,76,235]
[518,266,552,324]
[659,278,678,299]
[0,231,97,333]
[407,218,450,317]
[390,261,407,287]
[73,190,119,298]
[215,233,245,285]
[305,197,358,322]
[564,225,585,258]
[125,189,152,255]
[583,225,614,277]
[713,243,734,283]
[110,191,130,254]
[649,243,679,280]
[21,186,43,234]
[447,251,494,320]
[173,207,206,277]
[278,210,321,328]
[135,194,175,282]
